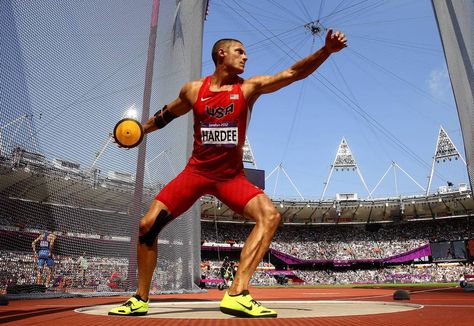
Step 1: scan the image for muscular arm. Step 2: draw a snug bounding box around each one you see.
[49,234,56,256]
[244,29,347,102]
[142,81,197,134]
[32,235,41,255]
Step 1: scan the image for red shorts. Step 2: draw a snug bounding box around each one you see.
[156,169,263,218]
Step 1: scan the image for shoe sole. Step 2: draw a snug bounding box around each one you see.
[108,311,148,316]
[220,307,277,318]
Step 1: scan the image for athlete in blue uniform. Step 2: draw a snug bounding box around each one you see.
[32,231,56,287]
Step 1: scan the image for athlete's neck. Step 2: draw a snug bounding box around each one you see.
[211,69,240,90]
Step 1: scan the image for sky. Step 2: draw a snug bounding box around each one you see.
[1,0,468,201]
[200,0,468,200]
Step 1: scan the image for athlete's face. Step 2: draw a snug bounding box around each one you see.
[222,42,247,73]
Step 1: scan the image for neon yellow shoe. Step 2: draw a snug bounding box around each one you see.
[108,295,149,316]
[220,290,277,318]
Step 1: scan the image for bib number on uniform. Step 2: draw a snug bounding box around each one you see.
[201,122,238,147]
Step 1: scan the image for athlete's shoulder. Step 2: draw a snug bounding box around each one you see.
[242,75,268,86]
[240,75,266,99]
[184,78,206,90]
[179,78,207,106]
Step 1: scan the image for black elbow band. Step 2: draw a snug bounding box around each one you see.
[139,210,174,247]
[154,105,177,129]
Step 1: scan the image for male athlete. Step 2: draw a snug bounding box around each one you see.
[109,28,346,318]
[32,231,56,287]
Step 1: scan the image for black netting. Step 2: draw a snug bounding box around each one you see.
[1,0,205,296]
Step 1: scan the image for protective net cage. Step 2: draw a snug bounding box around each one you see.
[0,0,206,297]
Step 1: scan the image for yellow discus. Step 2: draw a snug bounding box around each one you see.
[113,118,144,148]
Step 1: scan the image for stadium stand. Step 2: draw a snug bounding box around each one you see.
[2,211,472,293]
[202,218,474,260]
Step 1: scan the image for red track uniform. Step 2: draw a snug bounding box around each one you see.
[156,76,263,217]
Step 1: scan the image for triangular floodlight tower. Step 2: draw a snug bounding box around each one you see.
[265,163,304,200]
[321,137,371,200]
[242,136,257,168]
[426,126,466,195]
[370,161,425,197]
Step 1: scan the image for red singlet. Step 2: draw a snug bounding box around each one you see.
[187,75,249,180]
[156,76,263,217]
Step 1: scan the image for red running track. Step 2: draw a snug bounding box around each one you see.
[1,286,473,325]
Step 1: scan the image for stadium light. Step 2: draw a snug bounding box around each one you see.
[124,104,138,119]
[88,104,139,174]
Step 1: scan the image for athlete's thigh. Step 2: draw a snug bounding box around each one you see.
[156,169,211,217]
[214,173,263,216]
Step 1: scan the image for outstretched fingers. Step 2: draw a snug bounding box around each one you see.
[325,28,347,52]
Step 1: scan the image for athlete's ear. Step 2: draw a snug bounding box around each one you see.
[217,48,226,63]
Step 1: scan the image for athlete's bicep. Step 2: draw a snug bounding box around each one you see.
[145,84,194,132]
[166,96,192,117]
[246,70,295,96]
[166,82,197,116]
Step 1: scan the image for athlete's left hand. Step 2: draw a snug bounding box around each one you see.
[325,28,347,53]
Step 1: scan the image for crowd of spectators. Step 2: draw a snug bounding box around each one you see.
[198,259,474,286]
[294,263,474,285]
[202,217,474,260]
[0,250,191,294]
[2,247,472,292]
[1,214,473,292]
[0,250,128,292]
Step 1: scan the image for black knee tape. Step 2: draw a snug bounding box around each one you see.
[139,210,174,247]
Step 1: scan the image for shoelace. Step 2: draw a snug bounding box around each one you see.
[242,294,261,307]
[122,295,145,307]
[238,292,262,307]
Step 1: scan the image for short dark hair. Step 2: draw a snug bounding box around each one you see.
[211,38,242,65]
